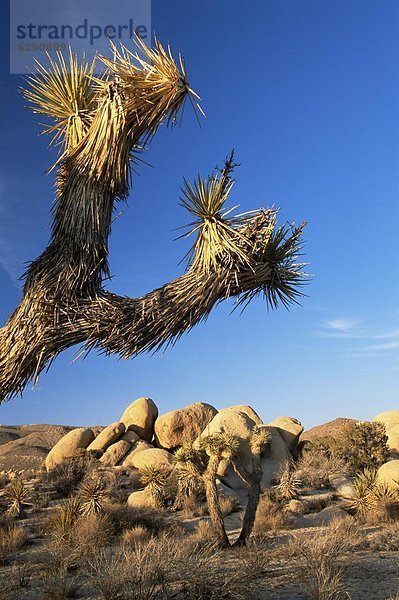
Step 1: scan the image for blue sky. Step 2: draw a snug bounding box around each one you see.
[0,0,398,428]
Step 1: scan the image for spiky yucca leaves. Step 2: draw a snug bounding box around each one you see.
[49,497,82,544]
[4,480,29,519]
[78,476,108,516]
[345,468,399,521]
[0,40,306,403]
[173,443,205,508]
[139,464,169,508]
[276,465,302,501]
[23,50,96,155]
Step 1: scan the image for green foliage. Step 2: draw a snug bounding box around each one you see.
[310,421,390,476]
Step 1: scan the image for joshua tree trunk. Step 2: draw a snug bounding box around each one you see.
[0,41,306,403]
[233,453,263,546]
[203,454,230,548]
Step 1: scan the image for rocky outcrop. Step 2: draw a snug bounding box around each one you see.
[373,410,399,453]
[87,422,125,452]
[121,440,154,467]
[259,425,291,486]
[376,460,399,487]
[228,405,263,426]
[154,402,217,450]
[127,448,174,472]
[268,417,303,453]
[119,397,158,442]
[99,440,132,467]
[45,428,94,470]
[127,487,154,508]
[196,406,258,464]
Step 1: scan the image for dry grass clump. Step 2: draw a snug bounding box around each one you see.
[367,522,399,551]
[0,519,26,565]
[253,492,288,537]
[235,541,270,579]
[88,541,169,600]
[46,497,82,544]
[219,494,239,517]
[45,453,98,498]
[288,520,355,600]
[121,524,153,548]
[39,570,79,600]
[46,499,114,557]
[104,503,168,536]
[297,445,349,489]
[180,494,208,518]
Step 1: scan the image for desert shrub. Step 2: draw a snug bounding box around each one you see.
[45,453,98,498]
[39,572,79,600]
[88,541,169,600]
[288,522,354,600]
[253,493,288,537]
[345,469,399,523]
[121,525,153,547]
[4,479,29,518]
[219,494,239,517]
[367,522,399,551]
[236,541,270,579]
[312,421,390,476]
[176,546,250,600]
[297,445,350,489]
[180,494,208,518]
[47,497,82,544]
[104,503,168,536]
[74,512,114,555]
[0,520,26,564]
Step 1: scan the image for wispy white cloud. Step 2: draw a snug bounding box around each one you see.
[316,316,399,358]
[325,318,357,333]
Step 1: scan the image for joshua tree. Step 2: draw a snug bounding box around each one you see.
[232,427,270,546]
[0,38,306,402]
[198,432,240,547]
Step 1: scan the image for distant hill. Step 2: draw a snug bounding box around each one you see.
[0,424,74,471]
[300,418,358,445]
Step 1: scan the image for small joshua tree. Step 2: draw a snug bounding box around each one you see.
[198,432,240,547]
[0,38,306,402]
[232,427,271,546]
[139,464,169,509]
[5,479,29,519]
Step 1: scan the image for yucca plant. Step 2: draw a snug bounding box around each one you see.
[345,474,374,521]
[173,443,205,509]
[276,465,302,501]
[78,476,108,516]
[4,479,29,519]
[49,497,82,544]
[0,37,307,403]
[139,464,169,509]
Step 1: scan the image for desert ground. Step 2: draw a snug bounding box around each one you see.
[0,400,398,600]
